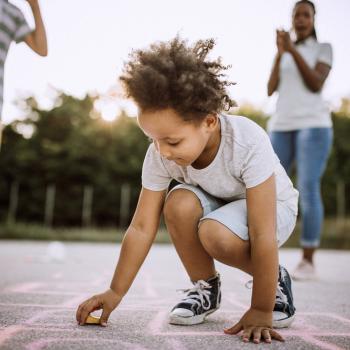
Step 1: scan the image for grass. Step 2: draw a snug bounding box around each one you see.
[0,222,171,244]
[0,217,349,249]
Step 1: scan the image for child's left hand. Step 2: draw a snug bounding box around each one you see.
[224,308,285,344]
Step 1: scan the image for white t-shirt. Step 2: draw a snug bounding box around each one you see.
[268,37,333,132]
[142,114,299,215]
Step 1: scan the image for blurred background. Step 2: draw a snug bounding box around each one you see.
[0,0,349,247]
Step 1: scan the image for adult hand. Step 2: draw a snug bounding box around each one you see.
[276,29,285,56]
[224,308,285,344]
[281,31,295,53]
[76,289,122,326]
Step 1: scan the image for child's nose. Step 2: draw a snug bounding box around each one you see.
[158,144,172,159]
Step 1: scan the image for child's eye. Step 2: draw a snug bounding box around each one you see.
[168,141,180,146]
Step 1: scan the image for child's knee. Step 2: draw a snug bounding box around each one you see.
[163,189,202,225]
[198,220,228,256]
[198,220,247,262]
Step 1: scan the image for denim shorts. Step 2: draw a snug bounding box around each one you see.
[167,184,297,247]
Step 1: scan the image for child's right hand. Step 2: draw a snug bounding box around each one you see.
[76,288,122,326]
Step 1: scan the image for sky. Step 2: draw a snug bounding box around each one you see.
[2,0,350,123]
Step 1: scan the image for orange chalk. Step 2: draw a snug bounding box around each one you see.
[85,315,100,325]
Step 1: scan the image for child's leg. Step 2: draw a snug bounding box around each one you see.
[164,189,216,281]
[199,219,296,328]
[165,186,223,325]
[198,219,253,274]
[197,198,296,274]
[198,204,296,328]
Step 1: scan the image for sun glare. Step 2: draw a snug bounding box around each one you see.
[95,100,119,122]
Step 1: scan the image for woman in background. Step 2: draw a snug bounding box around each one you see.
[267,0,333,280]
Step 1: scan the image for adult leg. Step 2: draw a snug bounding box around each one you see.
[269,131,296,174]
[296,128,333,263]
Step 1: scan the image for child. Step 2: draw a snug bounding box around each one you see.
[0,0,48,149]
[76,37,299,344]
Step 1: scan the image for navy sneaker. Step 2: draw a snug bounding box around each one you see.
[169,273,221,325]
[273,265,296,328]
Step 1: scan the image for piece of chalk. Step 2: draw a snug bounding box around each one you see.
[85,315,100,325]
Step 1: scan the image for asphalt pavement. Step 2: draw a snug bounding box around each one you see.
[0,240,349,350]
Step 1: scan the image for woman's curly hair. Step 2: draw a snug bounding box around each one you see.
[120,37,236,121]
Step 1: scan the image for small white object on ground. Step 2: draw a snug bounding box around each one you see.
[46,241,66,262]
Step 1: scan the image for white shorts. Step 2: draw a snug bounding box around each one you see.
[168,184,297,247]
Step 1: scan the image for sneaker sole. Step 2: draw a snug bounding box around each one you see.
[291,274,318,281]
[169,307,219,326]
[273,314,296,329]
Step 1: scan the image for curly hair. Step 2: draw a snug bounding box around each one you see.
[120,37,236,121]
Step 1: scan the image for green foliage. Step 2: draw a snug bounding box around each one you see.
[0,95,349,226]
[0,92,149,226]
[231,103,269,129]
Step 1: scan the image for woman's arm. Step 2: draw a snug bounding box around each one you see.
[267,30,284,96]
[267,54,282,97]
[283,33,331,92]
[24,0,48,56]
[110,187,166,296]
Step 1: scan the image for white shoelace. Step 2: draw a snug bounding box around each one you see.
[275,280,288,304]
[177,280,212,311]
[245,279,287,304]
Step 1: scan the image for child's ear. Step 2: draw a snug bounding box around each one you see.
[204,114,218,130]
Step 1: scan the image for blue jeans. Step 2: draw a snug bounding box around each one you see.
[269,128,333,248]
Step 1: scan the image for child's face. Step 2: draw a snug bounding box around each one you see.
[138,108,218,167]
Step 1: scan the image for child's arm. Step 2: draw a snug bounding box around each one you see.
[76,187,166,326]
[225,175,284,343]
[248,175,278,315]
[109,187,166,297]
[24,0,48,56]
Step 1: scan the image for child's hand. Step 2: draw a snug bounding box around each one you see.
[76,289,122,326]
[224,308,285,344]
